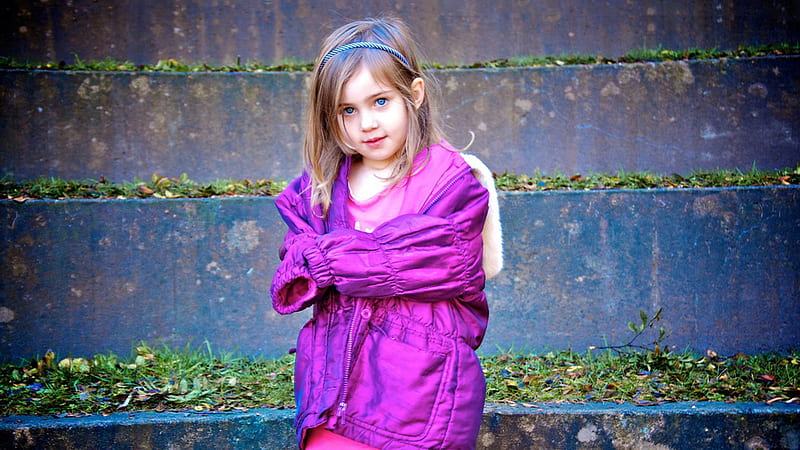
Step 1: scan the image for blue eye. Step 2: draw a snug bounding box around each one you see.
[342,106,355,115]
[376,98,387,106]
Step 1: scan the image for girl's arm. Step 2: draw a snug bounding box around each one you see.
[270,177,327,315]
[271,231,325,314]
[303,171,489,302]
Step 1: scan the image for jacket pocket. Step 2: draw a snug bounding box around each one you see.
[344,318,454,440]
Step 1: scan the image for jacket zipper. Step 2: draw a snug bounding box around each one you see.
[333,299,362,425]
[330,166,468,426]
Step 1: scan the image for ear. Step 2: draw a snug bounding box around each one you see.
[411,77,425,108]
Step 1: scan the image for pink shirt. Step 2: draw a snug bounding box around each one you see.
[348,180,409,232]
[348,145,454,231]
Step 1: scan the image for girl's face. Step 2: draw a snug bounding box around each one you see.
[338,64,424,170]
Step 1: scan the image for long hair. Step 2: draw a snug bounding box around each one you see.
[304,17,445,216]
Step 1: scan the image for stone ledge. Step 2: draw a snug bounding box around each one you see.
[2,56,798,182]
[1,186,798,362]
[1,402,798,449]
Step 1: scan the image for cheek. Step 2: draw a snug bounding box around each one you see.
[394,106,411,131]
[338,117,356,143]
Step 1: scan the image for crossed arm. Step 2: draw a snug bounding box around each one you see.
[270,172,488,314]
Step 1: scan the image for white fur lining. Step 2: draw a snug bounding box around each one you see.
[462,154,503,279]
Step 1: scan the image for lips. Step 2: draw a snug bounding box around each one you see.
[363,136,386,147]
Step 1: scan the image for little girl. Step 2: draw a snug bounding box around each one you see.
[270,17,502,449]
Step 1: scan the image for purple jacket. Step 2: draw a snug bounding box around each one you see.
[271,144,490,449]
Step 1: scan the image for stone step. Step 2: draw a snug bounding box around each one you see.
[2,56,798,182]
[3,0,798,66]
[2,186,797,363]
[1,402,798,449]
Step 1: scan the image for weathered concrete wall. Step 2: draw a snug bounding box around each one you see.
[0,69,308,182]
[489,186,800,356]
[1,402,798,449]
[2,0,799,65]
[1,186,798,362]
[0,197,305,361]
[2,56,798,182]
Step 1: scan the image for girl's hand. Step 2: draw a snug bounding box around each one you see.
[272,231,325,314]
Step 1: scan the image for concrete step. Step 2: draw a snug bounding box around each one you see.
[2,402,798,449]
[2,0,798,66]
[2,187,798,363]
[2,56,798,183]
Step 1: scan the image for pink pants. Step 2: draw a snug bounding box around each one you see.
[304,427,379,449]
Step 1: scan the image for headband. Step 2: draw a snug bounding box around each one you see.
[318,41,410,72]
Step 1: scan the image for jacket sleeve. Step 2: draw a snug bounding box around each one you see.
[303,170,489,302]
[270,178,326,315]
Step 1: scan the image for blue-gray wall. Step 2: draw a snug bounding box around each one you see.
[2,57,798,182]
[1,0,798,362]
[2,187,798,362]
[2,0,798,65]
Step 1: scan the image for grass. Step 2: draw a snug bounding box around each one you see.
[484,348,799,407]
[1,311,797,416]
[1,342,797,416]
[0,173,288,201]
[494,164,800,192]
[0,342,295,416]
[0,55,315,73]
[2,165,798,201]
[439,43,800,69]
[1,43,797,73]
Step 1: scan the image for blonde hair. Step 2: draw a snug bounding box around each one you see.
[303,17,444,216]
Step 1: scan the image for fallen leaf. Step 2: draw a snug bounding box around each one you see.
[634,400,663,407]
[118,391,133,409]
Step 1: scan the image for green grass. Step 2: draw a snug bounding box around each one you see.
[0,343,295,416]
[494,164,800,192]
[1,43,797,73]
[0,173,287,201]
[1,312,798,416]
[0,55,314,73]
[1,342,797,416]
[2,165,797,201]
[484,349,799,406]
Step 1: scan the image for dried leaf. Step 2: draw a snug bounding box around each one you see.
[634,400,663,407]
[117,391,133,409]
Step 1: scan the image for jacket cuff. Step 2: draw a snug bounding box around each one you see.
[271,262,321,315]
[303,242,335,289]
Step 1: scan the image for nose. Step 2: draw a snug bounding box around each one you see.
[360,111,377,131]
